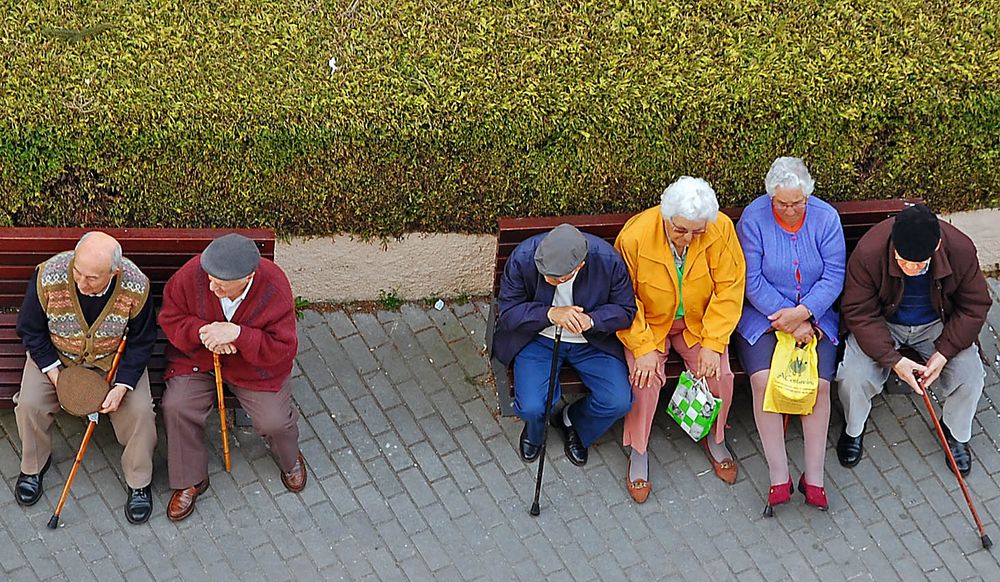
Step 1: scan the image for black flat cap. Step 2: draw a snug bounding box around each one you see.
[200,233,261,280]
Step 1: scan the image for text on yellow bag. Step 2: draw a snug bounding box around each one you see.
[763,332,820,415]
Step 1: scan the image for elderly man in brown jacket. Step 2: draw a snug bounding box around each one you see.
[836,204,990,476]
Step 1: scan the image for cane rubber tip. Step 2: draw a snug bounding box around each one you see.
[982,534,993,549]
[529,503,540,517]
[46,516,59,529]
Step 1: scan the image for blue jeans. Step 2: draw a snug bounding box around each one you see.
[513,336,633,448]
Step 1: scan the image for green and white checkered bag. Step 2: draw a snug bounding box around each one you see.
[666,371,721,441]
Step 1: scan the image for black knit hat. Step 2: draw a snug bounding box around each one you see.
[892,204,940,262]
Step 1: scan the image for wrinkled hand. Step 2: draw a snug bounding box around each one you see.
[918,352,948,390]
[696,347,722,380]
[99,385,129,414]
[892,356,927,395]
[630,351,661,391]
[547,306,592,334]
[790,320,816,345]
[46,367,61,388]
[199,322,241,351]
[768,305,811,333]
[212,342,239,355]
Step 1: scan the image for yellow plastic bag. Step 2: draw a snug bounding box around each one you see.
[763,332,819,415]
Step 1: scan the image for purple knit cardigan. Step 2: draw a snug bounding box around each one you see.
[735,193,846,345]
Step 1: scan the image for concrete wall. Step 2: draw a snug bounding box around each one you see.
[276,233,496,302]
[278,208,1000,301]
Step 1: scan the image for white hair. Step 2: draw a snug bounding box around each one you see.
[76,231,123,272]
[765,156,815,198]
[659,176,719,223]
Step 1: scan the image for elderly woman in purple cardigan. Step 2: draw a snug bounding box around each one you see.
[733,157,846,516]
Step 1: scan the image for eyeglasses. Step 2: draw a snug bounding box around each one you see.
[773,199,807,211]
[667,219,707,237]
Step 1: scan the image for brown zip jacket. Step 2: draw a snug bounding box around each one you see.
[841,217,990,369]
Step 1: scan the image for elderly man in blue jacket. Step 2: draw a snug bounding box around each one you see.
[495,223,636,466]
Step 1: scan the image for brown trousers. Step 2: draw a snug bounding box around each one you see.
[14,356,156,489]
[161,373,300,489]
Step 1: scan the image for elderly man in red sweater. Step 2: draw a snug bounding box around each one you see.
[159,233,305,521]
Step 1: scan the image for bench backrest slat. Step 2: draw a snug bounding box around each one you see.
[492,199,918,294]
[0,228,275,309]
[0,227,276,407]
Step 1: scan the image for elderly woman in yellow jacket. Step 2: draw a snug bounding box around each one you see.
[615,176,746,503]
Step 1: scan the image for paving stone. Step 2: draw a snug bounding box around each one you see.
[399,304,435,333]
[385,491,428,536]
[397,379,437,420]
[430,387,470,429]
[364,369,403,411]
[3,298,1000,581]
[398,467,438,508]
[351,312,391,348]
[371,343,414,385]
[323,311,359,339]
[410,529,451,572]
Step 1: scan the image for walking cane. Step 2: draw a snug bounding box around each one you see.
[530,327,562,517]
[916,373,992,549]
[48,339,127,529]
[214,353,232,473]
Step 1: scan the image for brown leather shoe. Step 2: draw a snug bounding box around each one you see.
[702,438,738,485]
[281,451,308,493]
[625,458,651,504]
[167,479,209,522]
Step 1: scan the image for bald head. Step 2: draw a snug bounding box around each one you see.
[73,232,122,296]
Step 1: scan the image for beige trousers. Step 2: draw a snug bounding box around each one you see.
[13,356,156,489]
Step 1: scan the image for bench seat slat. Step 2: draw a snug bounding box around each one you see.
[489,198,919,415]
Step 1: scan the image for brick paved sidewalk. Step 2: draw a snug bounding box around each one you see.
[2,281,1000,581]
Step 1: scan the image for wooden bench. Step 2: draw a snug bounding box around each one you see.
[0,228,276,410]
[486,199,919,416]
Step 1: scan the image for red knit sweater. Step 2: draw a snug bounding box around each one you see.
[159,256,298,391]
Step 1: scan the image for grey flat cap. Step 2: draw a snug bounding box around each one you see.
[534,224,588,277]
[201,233,261,280]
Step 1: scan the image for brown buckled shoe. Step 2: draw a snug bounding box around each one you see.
[281,451,308,493]
[167,479,209,522]
[702,438,738,485]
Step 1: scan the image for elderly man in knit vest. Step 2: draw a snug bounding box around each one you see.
[14,231,158,524]
[159,233,305,521]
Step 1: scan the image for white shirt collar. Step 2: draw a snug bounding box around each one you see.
[220,277,253,321]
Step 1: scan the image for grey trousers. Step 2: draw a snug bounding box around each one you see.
[14,356,156,488]
[161,373,300,489]
[837,320,984,442]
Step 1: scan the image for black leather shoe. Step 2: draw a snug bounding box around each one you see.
[519,425,541,463]
[837,429,864,468]
[942,423,972,477]
[15,456,51,506]
[550,407,588,466]
[125,485,153,524]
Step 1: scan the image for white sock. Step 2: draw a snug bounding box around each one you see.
[562,404,572,427]
[629,449,648,481]
[706,437,730,461]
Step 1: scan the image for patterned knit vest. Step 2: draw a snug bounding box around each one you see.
[37,251,150,371]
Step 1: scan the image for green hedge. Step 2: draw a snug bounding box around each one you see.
[1,1,997,237]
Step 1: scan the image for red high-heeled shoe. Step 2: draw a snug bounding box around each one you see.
[798,474,828,511]
[762,477,794,517]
